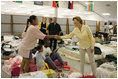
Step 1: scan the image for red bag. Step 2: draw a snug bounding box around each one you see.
[30,58,35,64]
[63,66,70,71]
[29,63,37,72]
[11,67,20,76]
[80,76,96,78]
[29,58,37,72]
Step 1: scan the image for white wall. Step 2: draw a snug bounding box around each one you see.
[1,15,68,35]
[1,14,99,35]
[85,20,96,33]
[1,15,11,35]
[100,21,105,32]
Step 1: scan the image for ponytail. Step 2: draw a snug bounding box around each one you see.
[24,19,30,32]
[24,15,37,32]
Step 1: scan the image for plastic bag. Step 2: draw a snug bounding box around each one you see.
[68,71,82,78]
[19,71,48,78]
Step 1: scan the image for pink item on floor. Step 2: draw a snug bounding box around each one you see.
[29,58,37,72]
[11,67,20,76]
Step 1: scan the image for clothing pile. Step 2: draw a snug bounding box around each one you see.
[65,46,79,51]
[105,54,117,64]
[96,62,117,78]
[109,41,117,47]
[58,47,104,63]
[58,47,80,61]
[1,35,21,59]
[19,71,48,78]
[111,36,117,41]
[95,43,116,57]
[62,39,73,45]
[2,55,22,76]
[94,46,102,55]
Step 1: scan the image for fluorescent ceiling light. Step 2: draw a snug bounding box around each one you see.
[75,12,82,14]
[27,9,34,11]
[27,12,31,14]
[15,11,26,13]
[39,12,47,14]
[20,5,27,8]
[37,6,44,9]
[44,15,49,17]
[12,8,17,10]
[102,13,110,15]
[84,12,91,14]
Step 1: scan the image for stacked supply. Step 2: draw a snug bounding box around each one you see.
[96,62,117,78]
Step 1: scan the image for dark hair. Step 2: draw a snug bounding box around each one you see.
[24,15,37,32]
[44,38,50,44]
[1,36,4,41]
[104,22,107,25]
[95,31,98,37]
[109,22,112,25]
[37,44,43,51]
[73,16,83,24]
[49,18,52,21]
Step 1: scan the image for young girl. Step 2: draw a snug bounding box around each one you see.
[43,39,64,71]
[19,15,57,73]
[35,44,45,71]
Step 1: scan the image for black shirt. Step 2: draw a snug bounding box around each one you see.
[40,22,47,34]
[47,22,61,35]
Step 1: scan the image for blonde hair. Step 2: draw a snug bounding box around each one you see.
[43,17,47,20]
[73,16,82,24]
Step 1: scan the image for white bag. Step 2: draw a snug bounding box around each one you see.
[19,71,48,78]
[68,71,82,78]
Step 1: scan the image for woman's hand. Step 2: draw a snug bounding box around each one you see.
[91,48,94,53]
[54,35,61,39]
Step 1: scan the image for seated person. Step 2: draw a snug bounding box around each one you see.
[35,39,64,72]
[35,44,45,71]
[43,39,64,71]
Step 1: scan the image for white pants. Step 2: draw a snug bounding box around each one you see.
[79,47,96,76]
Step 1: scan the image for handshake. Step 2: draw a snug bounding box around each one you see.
[53,35,61,39]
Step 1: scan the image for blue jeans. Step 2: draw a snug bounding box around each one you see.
[24,50,33,59]
[45,52,63,69]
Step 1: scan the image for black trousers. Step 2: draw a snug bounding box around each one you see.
[50,38,57,51]
[104,33,108,41]
[38,31,47,45]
